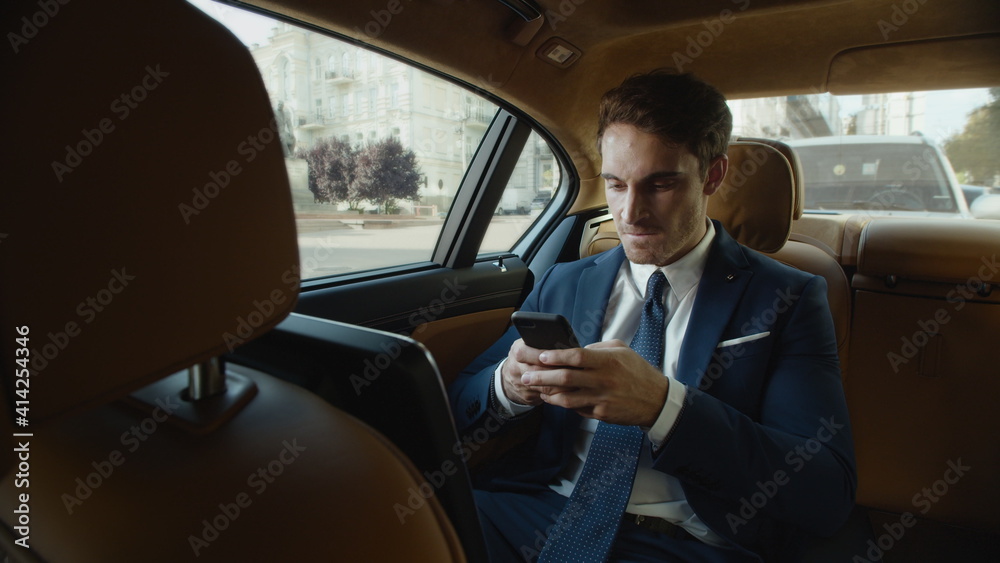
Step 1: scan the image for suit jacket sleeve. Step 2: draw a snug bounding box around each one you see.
[655,273,856,541]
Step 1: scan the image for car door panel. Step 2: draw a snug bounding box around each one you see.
[410,307,516,385]
[295,258,531,333]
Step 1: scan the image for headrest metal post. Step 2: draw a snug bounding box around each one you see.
[188,358,227,401]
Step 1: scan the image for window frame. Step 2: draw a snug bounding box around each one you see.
[220,2,577,291]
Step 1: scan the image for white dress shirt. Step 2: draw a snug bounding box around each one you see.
[493,219,730,547]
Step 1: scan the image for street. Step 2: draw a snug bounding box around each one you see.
[296,215,536,278]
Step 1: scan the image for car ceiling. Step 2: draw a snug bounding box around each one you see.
[239,0,1000,212]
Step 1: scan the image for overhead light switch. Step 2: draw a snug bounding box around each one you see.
[536,37,582,68]
[547,44,573,64]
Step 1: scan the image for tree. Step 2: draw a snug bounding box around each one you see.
[944,88,1000,185]
[354,138,422,214]
[296,137,357,206]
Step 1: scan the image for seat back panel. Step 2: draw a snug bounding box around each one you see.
[847,290,1000,532]
[848,218,1000,533]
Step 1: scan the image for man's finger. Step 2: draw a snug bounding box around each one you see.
[521,367,589,388]
[537,347,589,368]
[539,388,598,411]
[585,339,628,350]
[512,339,545,364]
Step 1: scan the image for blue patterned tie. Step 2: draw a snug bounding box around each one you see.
[539,271,667,563]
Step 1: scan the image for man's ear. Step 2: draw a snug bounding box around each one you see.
[702,155,728,196]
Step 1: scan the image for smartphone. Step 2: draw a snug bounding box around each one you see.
[511,312,581,350]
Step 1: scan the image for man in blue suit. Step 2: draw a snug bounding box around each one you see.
[449,71,856,562]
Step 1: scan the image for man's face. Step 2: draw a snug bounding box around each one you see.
[601,123,727,266]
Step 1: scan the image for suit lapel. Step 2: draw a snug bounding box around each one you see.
[676,223,753,388]
[571,245,625,346]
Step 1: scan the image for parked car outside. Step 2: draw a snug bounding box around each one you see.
[788,135,972,218]
[530,190,552,210]
[962,184,989,206]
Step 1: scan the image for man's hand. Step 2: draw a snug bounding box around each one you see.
[500,338,556,406]
[518,340,669,426]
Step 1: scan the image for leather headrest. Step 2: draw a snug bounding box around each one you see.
[708,139,798,253]
[733,136,805,220]
[0,1,299,422]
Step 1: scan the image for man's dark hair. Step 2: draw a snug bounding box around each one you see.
[597,70,732,176]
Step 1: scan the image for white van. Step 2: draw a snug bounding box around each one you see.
[789,135,973,217]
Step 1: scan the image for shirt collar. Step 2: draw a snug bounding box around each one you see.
[627,218,716,299]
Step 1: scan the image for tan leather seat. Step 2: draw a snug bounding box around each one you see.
[583,139,852,374]
[848,218,1000,534]
[764,241,852,373]
[711,138,852,373]
[0,1,463,560]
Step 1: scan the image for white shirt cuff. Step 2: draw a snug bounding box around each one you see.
[492,359,536,417]
[646,377,687,447]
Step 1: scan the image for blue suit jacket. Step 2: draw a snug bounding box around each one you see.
[449,221,856,559]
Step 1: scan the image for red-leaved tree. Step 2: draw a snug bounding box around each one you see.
[297,137,357,206]
[354,137,422,213]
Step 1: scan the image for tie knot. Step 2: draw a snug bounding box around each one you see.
[645,270,666,304]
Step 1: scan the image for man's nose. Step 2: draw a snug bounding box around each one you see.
[620,188,647,223]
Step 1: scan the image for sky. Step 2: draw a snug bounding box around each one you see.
[187,0,276,47]
[923,89,992,142]
[836,89,991,144]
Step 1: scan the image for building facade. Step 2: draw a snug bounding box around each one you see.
[853,92,927,136]
[248,23,554,213]
[730,93,842,140]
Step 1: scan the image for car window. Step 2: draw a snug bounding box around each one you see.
[188,1,503,279]
[479,131,562,254]
[729,88,996,219]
